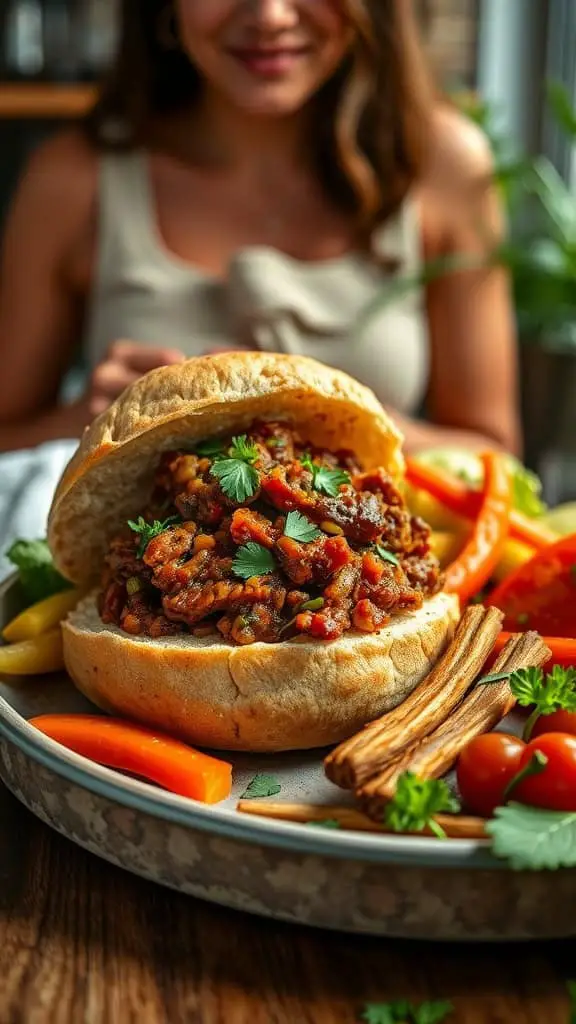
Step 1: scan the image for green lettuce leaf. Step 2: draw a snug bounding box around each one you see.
[6,538,71,605]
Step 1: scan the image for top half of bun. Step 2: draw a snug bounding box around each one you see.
[48,352,405,585]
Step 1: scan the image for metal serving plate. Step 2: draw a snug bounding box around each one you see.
[0,574,574,940]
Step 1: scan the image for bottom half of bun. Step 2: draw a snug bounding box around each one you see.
[62,591,460,752]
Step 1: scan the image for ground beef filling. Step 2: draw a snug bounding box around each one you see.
[98,421,442,645]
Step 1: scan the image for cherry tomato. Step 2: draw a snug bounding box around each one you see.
[487,533,576,636]
[456,733,525,817]
[512,733,576,812]
[531,710,576,739]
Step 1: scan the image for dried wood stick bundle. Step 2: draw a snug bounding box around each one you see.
[359,631,551,819]
[325,605,504,789]
[237,800,487,840]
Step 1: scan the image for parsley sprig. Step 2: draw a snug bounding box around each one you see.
[360,1000,453,1024]
[232,542,276,579]
[384,772,461,840]
[283,510,322,543]
[509,665,576,740]
[210,434,260,503]
[127,516,181,559]
[300,453,350,497]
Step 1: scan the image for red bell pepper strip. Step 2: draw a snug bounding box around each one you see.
[486,533,576,637]
[442,451,511,603]
[405,459,557,551]
[29,714,233,804]
[490,632,576,672]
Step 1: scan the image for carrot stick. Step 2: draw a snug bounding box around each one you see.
[443,451,511,603]
[29,714,232,803]
[405,459,557,551]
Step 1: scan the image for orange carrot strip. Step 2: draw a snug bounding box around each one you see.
[29,714,232,804]
[443,451,511,603]
[405,459,556,551]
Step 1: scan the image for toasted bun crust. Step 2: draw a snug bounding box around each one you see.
[62,591,460,752]
[48,352,404,585]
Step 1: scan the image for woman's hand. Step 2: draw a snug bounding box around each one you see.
[86,340,185,417]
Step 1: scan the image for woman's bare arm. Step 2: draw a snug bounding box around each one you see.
[390,109,522,457]
[0,131,97,451]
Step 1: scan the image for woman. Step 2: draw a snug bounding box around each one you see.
[0,0,520,455]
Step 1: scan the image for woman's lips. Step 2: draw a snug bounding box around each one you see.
[228,47,311,77]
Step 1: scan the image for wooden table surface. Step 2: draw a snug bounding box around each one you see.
[0,782,573,1024]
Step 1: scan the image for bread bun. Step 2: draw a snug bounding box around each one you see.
[48,352,404,585]
[62,591,459,752]
[50,351,459,753]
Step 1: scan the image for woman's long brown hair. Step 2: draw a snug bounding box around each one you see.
[85,0,438,238]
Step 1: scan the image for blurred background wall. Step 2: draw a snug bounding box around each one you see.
[1,0,575,501]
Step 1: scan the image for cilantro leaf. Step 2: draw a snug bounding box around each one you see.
[194,438,226,458]
[127,516,181,559]
[232,542,276,579]
[360,1001,452,1024]
[375,543,400,567]
[284,511,322,543]
[486,802,576,870]
[229,435,259,464]
[6,538,72,605]
[361,1002,407,1024]
[211,459,259,503]
[313,465,350,497]
[306,819,341,830]
[300,453,350,497]
[413,1003,454,1024]
[241,773,281,799]
[384,772,460,839]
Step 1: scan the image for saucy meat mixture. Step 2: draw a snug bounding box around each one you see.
[99,421,442,645]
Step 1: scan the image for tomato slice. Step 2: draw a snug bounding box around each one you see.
[487,533,576,636]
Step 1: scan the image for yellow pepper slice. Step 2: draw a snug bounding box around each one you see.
[2,588,82,643]
[0,628,64,676]
[491,537,536,583]
[429,530,468,568]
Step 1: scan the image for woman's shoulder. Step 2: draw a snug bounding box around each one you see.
[425,103,496,192]
[11,129,98,237]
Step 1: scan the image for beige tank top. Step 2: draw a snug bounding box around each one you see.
[85,151,429,414]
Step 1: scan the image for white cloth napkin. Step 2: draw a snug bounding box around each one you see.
[0,440,78,579]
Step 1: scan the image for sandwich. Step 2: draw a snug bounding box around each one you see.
[48,352,459,751]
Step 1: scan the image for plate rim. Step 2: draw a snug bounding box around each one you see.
[0,573,502,870]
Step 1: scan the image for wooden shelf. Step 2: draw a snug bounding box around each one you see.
[0,84,97,119]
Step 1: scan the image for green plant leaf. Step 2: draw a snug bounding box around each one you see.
[240,774,281,799]
[384,773,460,837]
[232,542,276,580]
[127,516,181,559]
[229,435,259,465]
[486,803,576,870]
[6,538,72,605]
[210,459,259,503]
[413,1003,454,1024]
[375,543,400,567]
[194,438,226,458]
[283,511,322,543]
[547,81,576,139]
